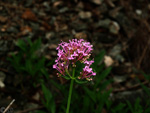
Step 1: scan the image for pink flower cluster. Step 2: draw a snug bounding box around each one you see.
[53,39,96,81]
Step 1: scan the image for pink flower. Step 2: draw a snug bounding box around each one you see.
[53,39,96,81]
[84,60,94,66]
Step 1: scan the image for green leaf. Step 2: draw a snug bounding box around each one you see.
[30,38,41,54]
[99,79,113,91]
[81,97,90,113]
[47,59,55,67]
[95,67,112,88]
[83,87,96,102]
[62,75,71,80]
[111,103,127,113]
[41,68,49,79]
[35,110,47,113]
[126,100,134,112]
[42,84,52,105]
[99,67,112,81]
[34,57,46,74]
[134,98,143,113]
[142,72,150,81]
[25,59,33,75]
[49,80,63,91]
[140,82,150,96]
[95,64,105,73]
[75,61,85,76]
[106,100,112,110]
[16,39,27,52]
[96,90,112,112]
[75,79,88,84]
[27,38,33,46]
[93,50,105,68]
[41,84,55,113]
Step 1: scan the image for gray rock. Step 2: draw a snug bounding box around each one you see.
[113,75,127,83]
[91,0,103,5]
[7,26,18,33]
[79,11,92,19]
[109,44,122,57]
[0,40,9,55]
[96,19,111,28]
[0,71,6,88]
[109,21,120,34]
[111,89,150,105]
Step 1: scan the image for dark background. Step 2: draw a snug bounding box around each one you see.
[0,0,150,112]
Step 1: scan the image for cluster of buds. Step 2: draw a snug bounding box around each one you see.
[53,39,96,81]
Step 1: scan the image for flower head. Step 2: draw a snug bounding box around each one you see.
[53,39,96,81]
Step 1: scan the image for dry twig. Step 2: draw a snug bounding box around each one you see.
[3,99,15,113]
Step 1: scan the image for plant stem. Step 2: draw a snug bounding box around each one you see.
[66,68,75,113]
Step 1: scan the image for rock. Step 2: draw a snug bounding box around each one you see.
[148,4,150,10]
[109,21,120,34]
[53,1,63,7]
[135,9,142,15]
[91,0,103,5]
[51,51,57,56]
[24,0,33,7]
[48,44,57,49]
[109,44,122,57]
[38,10,46,16]
[111,89,150,105]
[43,1,51,11]
[96,19,111,28]
[0,16,7,23]
[32,92,40,101]
[77,2,84,9]
[20,26,32,35]
[45,32,55,40]
[74,32,87,40]
[0,40,9,55]
[106,0,115,7]
[109,44,125,63]
[71,22,88,31]
[113,75,127,83]
[59,7,69,13]
[109,7,122,18]
[79,11,92,19]
[115,54,125,63]
[104,55,114,67]
[0,6,3,11]
[7,26,19,33]
[0,71,6,88]
[116,13,134,38]
[45,55,52,60]
[22,9,37,21]
[30,22,40,31]
[24,103,39,110]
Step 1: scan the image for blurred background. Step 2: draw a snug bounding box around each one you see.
[0,0,150,113]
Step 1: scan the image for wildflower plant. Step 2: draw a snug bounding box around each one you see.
[53,39,96,113]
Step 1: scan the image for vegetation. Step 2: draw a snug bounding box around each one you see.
[6,38,150,113]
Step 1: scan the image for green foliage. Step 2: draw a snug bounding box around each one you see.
[7,38,49,85]
[105,71,150,113]
[57,50,150,113]
[35,84,56,113]
[57,50,113,113]
[111,103,128,113]
[126,97,150,113]
[8,42,150,113]
[92,49,105,73]
[140,73,150,95]
[41,84,56,113]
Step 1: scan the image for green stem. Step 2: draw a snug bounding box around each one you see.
[66,68,75,113]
